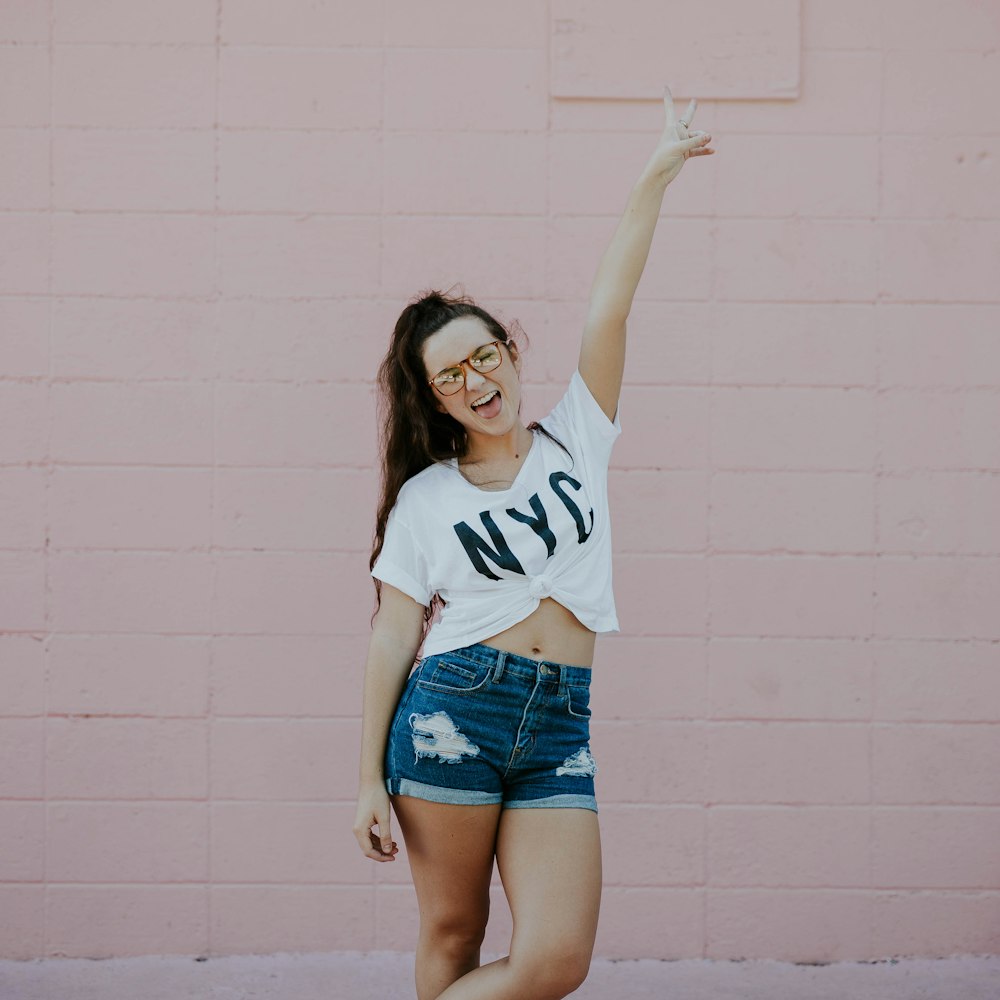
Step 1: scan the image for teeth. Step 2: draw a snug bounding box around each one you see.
[471,389,498,408]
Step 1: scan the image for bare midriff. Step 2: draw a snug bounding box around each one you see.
[478,597,596,668]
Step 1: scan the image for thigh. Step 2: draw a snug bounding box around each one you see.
[495,807,602,958]
[392,795,502,927]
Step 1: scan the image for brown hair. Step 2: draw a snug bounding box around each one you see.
[369,290,524,629]
[369,287,566,636]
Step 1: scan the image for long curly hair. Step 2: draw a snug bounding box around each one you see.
[370,287,566,636]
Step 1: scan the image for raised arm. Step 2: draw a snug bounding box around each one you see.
[578,85,715,421]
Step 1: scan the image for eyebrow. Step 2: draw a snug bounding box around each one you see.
[435,341,496,373]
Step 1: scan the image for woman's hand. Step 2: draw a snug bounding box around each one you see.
[643,84,715,187]
[353,782,399,862]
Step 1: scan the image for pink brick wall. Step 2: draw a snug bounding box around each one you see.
[2,0,999,964]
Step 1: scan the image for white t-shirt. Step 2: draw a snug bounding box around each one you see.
[371,369,622,657]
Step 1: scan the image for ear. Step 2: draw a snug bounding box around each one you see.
[507,341,521,373]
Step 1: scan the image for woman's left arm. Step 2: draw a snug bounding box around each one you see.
[579,85,715,421]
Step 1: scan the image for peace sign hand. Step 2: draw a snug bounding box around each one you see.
[644,84,715,186]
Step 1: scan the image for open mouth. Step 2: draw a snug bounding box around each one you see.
[470,388,502,419]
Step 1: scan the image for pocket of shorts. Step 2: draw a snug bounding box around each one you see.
[416,654,492,694]
[565,683,592,719]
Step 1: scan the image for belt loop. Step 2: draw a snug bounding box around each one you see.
[491,649,507,683]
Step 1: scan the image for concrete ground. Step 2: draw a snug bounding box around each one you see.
[1,952,998,1000]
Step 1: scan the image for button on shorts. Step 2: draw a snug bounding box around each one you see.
[384,642,598,812]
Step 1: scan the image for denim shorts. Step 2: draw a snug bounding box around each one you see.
[384,642,598,812]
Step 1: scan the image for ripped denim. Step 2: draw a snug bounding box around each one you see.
[384,642,598,812]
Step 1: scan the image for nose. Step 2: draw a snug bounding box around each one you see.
[463,364,487,391]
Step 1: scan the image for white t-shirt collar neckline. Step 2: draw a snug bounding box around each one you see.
[447,431,538,494]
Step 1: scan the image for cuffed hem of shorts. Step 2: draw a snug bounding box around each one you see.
[503,793,598,813]
[386,776,503,806]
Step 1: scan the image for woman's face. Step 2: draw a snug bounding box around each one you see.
[421,316,523,439]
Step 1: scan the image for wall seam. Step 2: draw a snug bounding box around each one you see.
[42,0,55,961]
[206,0,223,959]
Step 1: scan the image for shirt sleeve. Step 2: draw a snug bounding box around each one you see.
[371,505,432,607]
[540,369,622,467]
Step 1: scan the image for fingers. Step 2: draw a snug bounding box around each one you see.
[352,815,400,862]
[662,83,675,128]
[376,809,396,857]
[352,823,376,859]
[679,131,714,162]
[685,132,713,151]
[368,829,400,861]
[664,87,700,137]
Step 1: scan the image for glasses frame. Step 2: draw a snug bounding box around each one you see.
[427,339,505,396]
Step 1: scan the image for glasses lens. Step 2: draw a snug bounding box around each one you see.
[470,343,502,371]
[433,369,465,395]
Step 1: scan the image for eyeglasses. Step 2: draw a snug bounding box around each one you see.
[427,340,504,396]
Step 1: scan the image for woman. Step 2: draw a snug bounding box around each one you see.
[353,86,714,1000]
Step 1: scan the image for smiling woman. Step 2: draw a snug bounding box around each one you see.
[353,84,715,1000]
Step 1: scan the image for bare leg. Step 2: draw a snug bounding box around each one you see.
[436,807,602,1000]
[391,795,503,1000]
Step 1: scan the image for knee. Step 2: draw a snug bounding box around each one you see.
[546,950,592,997]
[421,902,489,961]
[512,944,592,999]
